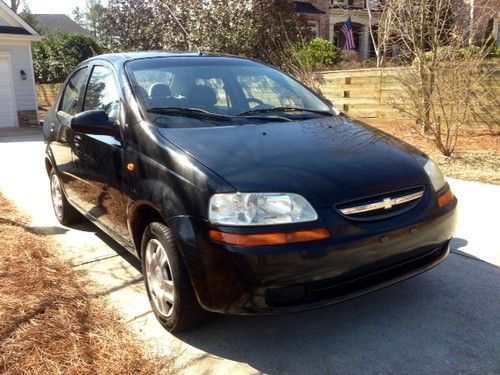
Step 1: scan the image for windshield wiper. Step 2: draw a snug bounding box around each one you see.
[239,107,334,117]
[239,115,293,122]
[147,107,233,121]
[148,107,293,123]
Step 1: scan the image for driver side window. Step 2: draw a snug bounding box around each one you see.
[84,66,121,123]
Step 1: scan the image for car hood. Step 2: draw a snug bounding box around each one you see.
[157,115,430,208]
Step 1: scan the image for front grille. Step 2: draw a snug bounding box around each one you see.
[265,242,448,308]
[335,186,425,221]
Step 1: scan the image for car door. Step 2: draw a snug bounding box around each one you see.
[50,67,89,199]
[71,63,130,240]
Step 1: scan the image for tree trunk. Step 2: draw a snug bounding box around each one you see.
[10,0,20,13]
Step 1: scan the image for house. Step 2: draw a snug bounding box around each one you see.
[296,0,381,59]
[34,14,95,38]
[296,0,500,59]
[0,1,41,128]
[464,0,500,46]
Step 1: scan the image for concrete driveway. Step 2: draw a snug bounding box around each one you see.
[0,128,499,374]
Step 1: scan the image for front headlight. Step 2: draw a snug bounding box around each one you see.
[424,159,446,192]
[209,193,318,226]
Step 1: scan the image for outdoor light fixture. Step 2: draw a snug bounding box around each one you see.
[20,70,27,80]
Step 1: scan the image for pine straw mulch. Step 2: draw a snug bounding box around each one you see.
[377,124,500,185]
[0,195,169,375]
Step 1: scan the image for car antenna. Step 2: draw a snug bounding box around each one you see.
[164,3,202,55]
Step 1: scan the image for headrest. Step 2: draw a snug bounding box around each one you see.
[149,83,172,99]
[188,84,218,107]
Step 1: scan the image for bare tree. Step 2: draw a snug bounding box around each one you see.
[11,0,21,13]
[366,0,395,68]
[388,0,497,156]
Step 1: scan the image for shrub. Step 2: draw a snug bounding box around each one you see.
[294,38,340,71]
[32,33,103,84]
[488,46,500,58]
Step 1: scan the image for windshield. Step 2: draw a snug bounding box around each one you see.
[125,56,335,128]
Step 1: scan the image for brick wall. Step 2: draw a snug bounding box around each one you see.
[17,110,38,127]
[473,0,500,43]
[306,0,331,39]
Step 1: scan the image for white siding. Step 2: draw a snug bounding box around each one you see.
[0,41,37,112]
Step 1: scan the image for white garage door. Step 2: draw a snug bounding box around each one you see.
[0,58,16,128]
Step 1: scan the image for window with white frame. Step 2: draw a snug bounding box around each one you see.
[364,0,380,10]
[307,20,320,38]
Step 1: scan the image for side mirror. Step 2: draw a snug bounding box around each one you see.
[324,99,334,108]
[71,110,118,137]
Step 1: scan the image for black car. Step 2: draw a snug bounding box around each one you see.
[43,52,457,332]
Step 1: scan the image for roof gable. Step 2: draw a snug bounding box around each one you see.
[0,1,40,38]
[35,14,93,37]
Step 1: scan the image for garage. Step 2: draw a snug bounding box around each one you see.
[0,55,16,128]
[0,1,41,128]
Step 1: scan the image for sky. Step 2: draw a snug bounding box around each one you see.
[24,0,90,16]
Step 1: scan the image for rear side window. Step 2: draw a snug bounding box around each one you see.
[84,66,121,122]
[59,68,88,115]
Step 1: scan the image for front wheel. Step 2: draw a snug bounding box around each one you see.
[50,169,81,225]
[141,222,205,333]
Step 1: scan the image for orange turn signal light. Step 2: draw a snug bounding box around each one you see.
[438,189,454,208]
[127,163,136,172]
[209,228,331,247]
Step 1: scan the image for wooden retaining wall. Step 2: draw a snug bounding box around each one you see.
[36,83,62,110]
[316,67,500,128]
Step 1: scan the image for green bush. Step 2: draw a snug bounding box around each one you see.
[488,46,500,58]
[294,38,340,70]
[32,33,103,84]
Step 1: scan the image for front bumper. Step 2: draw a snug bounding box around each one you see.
[172,197,457,315]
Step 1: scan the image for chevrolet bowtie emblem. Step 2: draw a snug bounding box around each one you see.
[339,190,424,216]
[383,197,395,210]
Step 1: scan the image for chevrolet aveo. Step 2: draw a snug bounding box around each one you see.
[43,52,457,332]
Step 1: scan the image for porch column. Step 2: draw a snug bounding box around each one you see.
[360,25,370,60]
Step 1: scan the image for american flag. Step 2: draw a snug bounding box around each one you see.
[341,17,356,51]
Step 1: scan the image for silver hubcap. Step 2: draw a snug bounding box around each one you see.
[51,173,64,218]
[145,239,175,317]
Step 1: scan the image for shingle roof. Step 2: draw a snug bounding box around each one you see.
[34,14,91,35]
[0,26,31,35]
[295,1,326,14]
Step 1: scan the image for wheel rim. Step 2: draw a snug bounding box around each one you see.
[145,239,175,317]
[51,173,64,219]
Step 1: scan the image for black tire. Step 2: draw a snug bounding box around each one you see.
[141,222,205,333]
[49,169,82,226]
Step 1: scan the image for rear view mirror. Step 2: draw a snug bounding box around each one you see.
[71,110,118,137]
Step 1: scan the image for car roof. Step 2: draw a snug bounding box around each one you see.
[84,51,251,65]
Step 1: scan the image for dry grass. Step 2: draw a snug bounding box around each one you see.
[377,123,500,184]
[0,195,168,375]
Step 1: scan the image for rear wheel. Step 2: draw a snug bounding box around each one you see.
[50,169,81,225]
[141,222,205,333]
